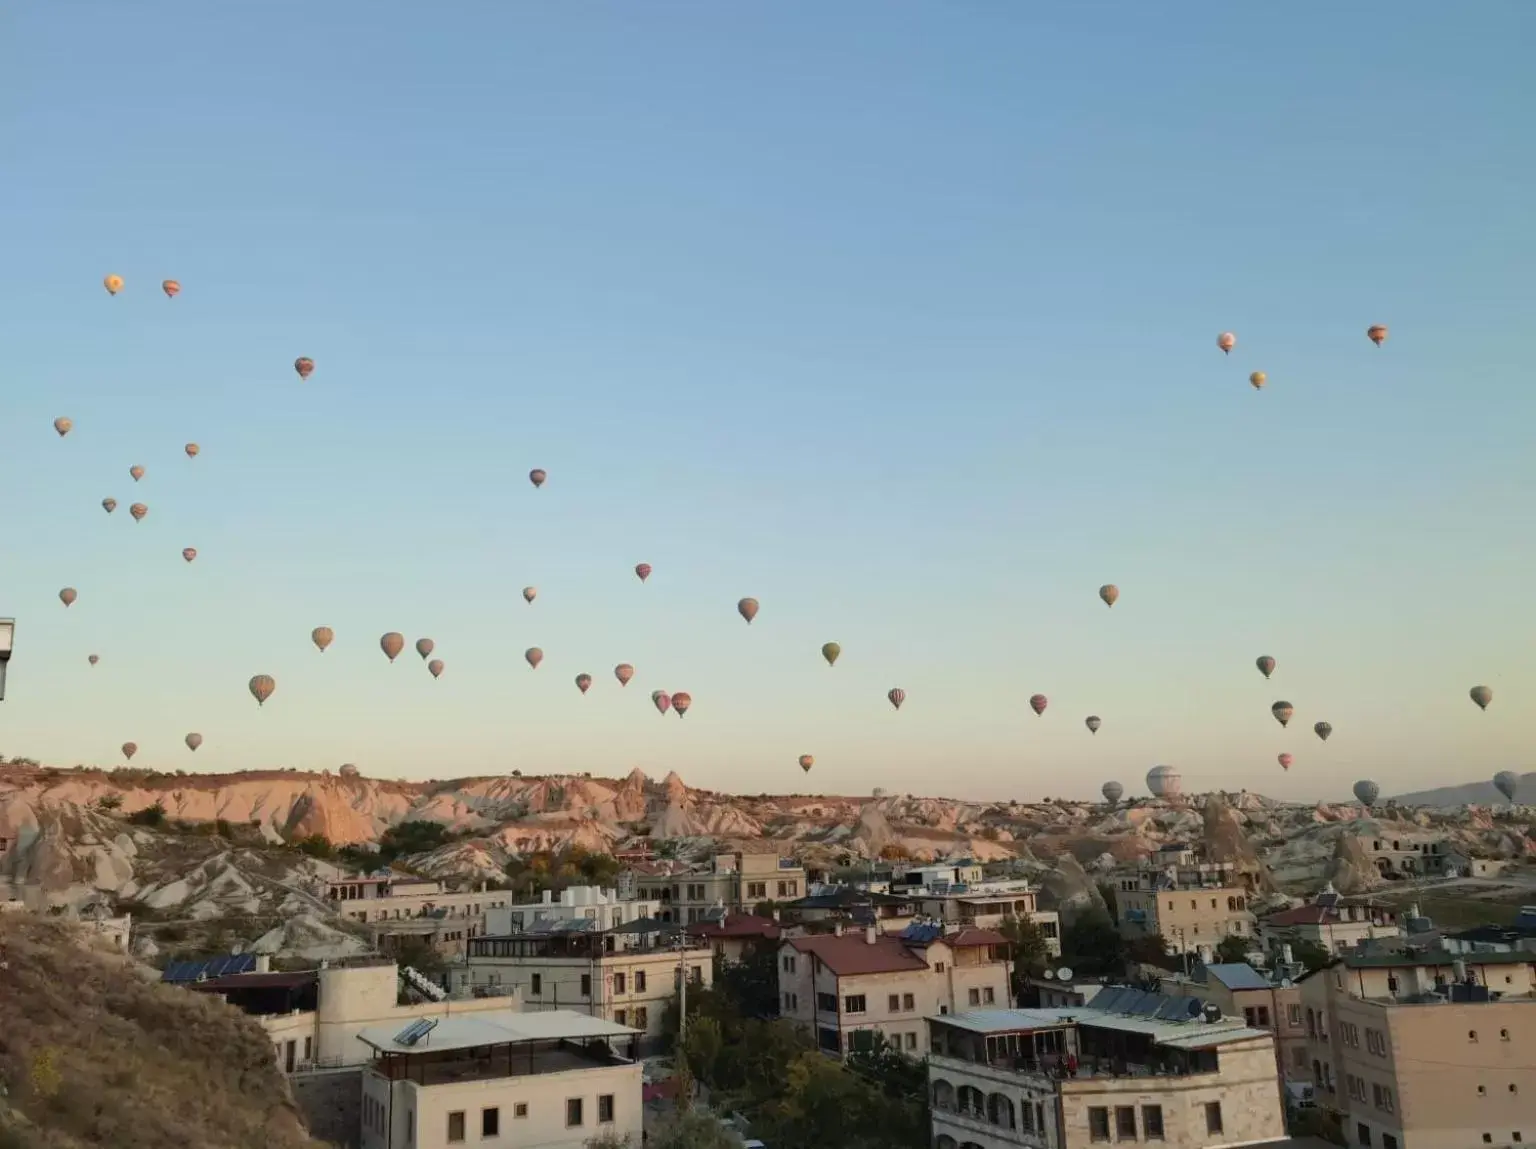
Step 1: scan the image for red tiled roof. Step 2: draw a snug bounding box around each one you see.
[786,933,932,976]
[693,914,781,941]
[944,927,1007,948]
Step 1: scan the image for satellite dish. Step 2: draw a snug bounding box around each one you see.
[1280,977,1293,989]
[1042,969,1056,980]
[1202,1003,1222,1023]
[1057,967,1074,981]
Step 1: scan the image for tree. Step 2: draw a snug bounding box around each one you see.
[392,937,448,979]
[648,1111,739,1149]
[95,793,123,811]
[126,801,166,828]
[713,945,780,1019]
[1061,910,1127,976]
[584,1134,632,1149]
[377,819,453,864]
[1125,932,1179,971]
[1289,937,1332,973]
[1215,935,1253,964]
[295,833,335,859]
[999,914,1051,981]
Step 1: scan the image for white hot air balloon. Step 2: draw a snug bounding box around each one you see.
[1146,765,1183,799]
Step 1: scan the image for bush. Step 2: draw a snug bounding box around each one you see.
[126,802,166,828]
[95,793,123,811]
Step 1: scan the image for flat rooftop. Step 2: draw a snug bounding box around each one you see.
[359,1008,636,1056]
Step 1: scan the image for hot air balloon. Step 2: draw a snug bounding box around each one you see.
[416,638,435,659]
[1102,781,1123,804]
[737,598,759,624]
[59,588,77,607]
[888,688,905,711]
[1271,701,1293,728]
[1085,715,1102,735]
[821,642,841,667]
[248,674,275,706]
[312,627,334,653]
[1470,685,1492,712]
[102,498,117,514]
[88,654,99,666]
[380,632,404,662]
[121,742,137,761]
[182,548,197,563]
[525,647,543,669]
[1099,584,1119,607]
[428,659,444,678]
[1256,656,1275,679]
[1314,722,1332,742]
[652,690,671,715]
[294,357,315,381]
[529,469,547,488]
[185,443,199,458]
[103,274,124,296]
[1493,771,1518,803]
[1367,325,1388,347]
[1250,371,1267,390]
[1217,332,1236,354]
[635,563,652,582]
[615,663,634,686]
[1030,694,1048,717]
[162,280,180,299]
[576,673,592,694]
[799,755,814,773]
[53,417,72,437]
[672,692,692,717]
[1147,765,1182,798]
[129,503,147,522]
[522,587,537,604]
[185,732,202,751]
[1353,779,1380,807]
[1278,753,1293,771]
[130,465,145,482]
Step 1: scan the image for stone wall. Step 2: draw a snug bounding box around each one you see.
[290,1067,361,1148]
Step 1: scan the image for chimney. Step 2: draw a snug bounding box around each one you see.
[1282,944,1294,966]
[865,926,877,945]
[255,954,271,974]
[834,921,845,937]
[542,890,553,905]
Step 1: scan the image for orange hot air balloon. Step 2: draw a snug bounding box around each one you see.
[522,587,537,604]
[1367,325,1388,347]
[162,280,181,299]
[635,563,652,582]
[88,654,99,666]
[1278,753,1293,771]
[615,663,634,686]
[130,465,145,482]
[129,503,148,521]
[185,443,199,458]
[737,598,759,624]
[1099,584,1119,608]
[102,498,118,514]
[53,417,73,437]
[1249,371,1267,390]
[888,687,905,711]
[798,755,814,773]
[182,547,197,563]
[525,647,543,669]
[380,632,405,662]
[103,274,123,296]
[248,674,276,706]
[428,659,444,678]
[59,587,78,607]
[416,637,435,659]
[1217,332,1236,354]
[121,741,137,761]
[312,626,334,653]
[1030,694,1048,717]
[185,732,203,751]
[294,357,315,381]
[672,691,692,717]
[529,469,547,489]
[576,673,592,694]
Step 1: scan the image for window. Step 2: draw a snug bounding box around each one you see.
[581,974,592,997]
[1501,1029,1510,1041]
[1341,1022,1360,1047]
[747,881,766,899]
[817,992,838,1012]
[482,1108,499,1137]
[984,987,996,1004]
[531,973,542,995]
[1204,1102,1223,1135]
[303,1037,312,1061]
[1373,1084,1395,1114]
[782,955,797,974]
[1142,1106,1163,1140]
[615,1009,628,1026]
[614,972,626,994]
[935,961,946,973]
[1384,1136,1398,1149]
[903,993,915,1010]
[407,1110,413,1143]
[566,1099,583,1128]
[904,1032,917,1050]
[691,965,703,984]
[514,1103,528,1119]
[1348,1075,1367,1102]
[635,970,647,992]
[1288,1004,1303,1026]
[635,1006,649,1029]
[968,988,981,1006]
[889,994,901,1011]
[1293,1047,1308,1070]
[448,1110,466,1143]
[1245,1006,1271,1028]
[844,994,867,1014]
[598,1095,615,1123]
[1358,1123,1372,1147]
[1089,1107,1111,1142]
[1116,1106,1137,1140]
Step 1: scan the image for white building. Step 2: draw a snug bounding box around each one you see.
[908,879,1062,959]
[326,871,511,929]
[927,987,1286,1149]
[359,1010,642,1149]
[486,885,661,936]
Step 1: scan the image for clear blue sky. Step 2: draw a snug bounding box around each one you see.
[3,2,1532,801]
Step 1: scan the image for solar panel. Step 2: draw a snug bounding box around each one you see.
[393,1017,438,1047]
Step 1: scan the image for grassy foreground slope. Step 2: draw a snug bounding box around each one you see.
[0,914,327,1149]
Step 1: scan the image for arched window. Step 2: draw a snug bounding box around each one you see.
[957,1085,985,1117]
[986,1093,1016,1129]
[931,1080,955,1111]
[935,1137,958,1149]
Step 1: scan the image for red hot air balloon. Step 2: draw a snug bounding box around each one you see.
[1278,753,1294,771]
[1217,332,1236,354]
[737,598,759,624]
[615,663,634,686]
[652,690,671,715]
[575,673,592,694]
[529,469,547,488]
[1030,694,1048,717]
[525,647,543,670]
[672,692,692,717]
[888,687,905,711]
[294,357,315,381]
[635,563,652,582]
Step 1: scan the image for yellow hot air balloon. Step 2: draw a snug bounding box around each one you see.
[1249,371,1267,390]
[380,633,404,662]
[312,626,334,653]
[103,274,123,296]
[53,417,73,437]
[821,642,841,667]
[248,674,276,706]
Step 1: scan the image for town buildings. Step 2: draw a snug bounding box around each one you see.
[926,987,1286,1149]
[1258,885,1402,957]
[778,920,1011,1056]
[622,850,807,923]
[325,871,512,959]
[1298,947,1535,1149]
[485,885,662,936]
[691,912,782,963]
[358,1010,642,1149]
[778,885,920,933]
[1159,962,1307,1082]
[1112,844,1256,964]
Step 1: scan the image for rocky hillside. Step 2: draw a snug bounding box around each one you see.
[0,912,327,1149]
[1389,771,1534,808]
